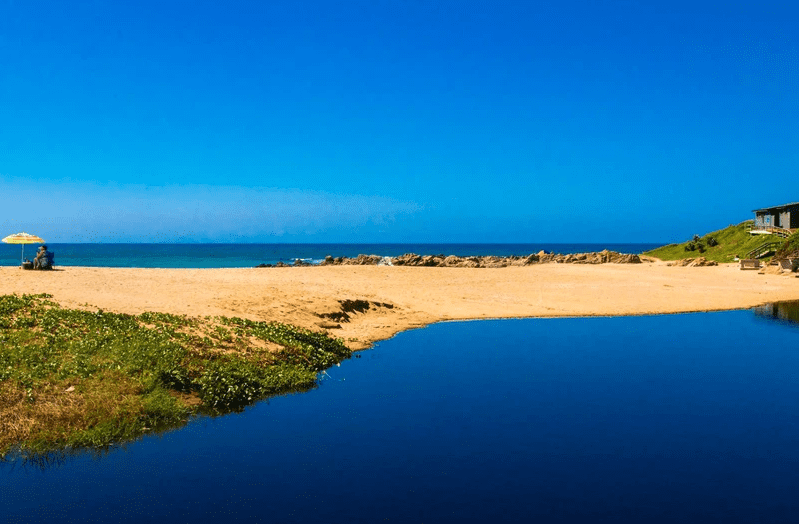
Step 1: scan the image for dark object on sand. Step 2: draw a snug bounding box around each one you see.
[740,259,761,270]
[31,246,55,270]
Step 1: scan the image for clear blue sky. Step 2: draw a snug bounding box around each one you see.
[1,0,797,243]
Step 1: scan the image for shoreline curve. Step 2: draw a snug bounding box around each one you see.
[2,262,798,350]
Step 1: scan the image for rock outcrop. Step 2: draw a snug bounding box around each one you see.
[317,249,641,268]
[667,257,718,267]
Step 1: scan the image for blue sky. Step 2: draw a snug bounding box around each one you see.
[1,0,797,243]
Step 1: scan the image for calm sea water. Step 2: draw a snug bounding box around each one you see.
[2,306,799,523]
[0,243,660,268]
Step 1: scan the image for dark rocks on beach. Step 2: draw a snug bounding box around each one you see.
[255,259,312,268]
[667,257,718,267]
[393,253,446,267]
[348,254,384,265]
[315,320,342,329]
[559,251,642,264]
[258,250,642,268]
[314,250,641,268]
[316,299,395,324]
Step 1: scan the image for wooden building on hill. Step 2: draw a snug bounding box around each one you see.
[753,202,799,232]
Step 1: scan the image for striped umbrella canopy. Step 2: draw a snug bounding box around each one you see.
[2,232,45,266]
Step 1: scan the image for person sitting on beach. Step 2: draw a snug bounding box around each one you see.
[33,245,54,270]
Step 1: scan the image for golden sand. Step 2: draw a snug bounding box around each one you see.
[2,261,797,349]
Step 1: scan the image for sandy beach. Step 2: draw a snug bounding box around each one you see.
[2,261,798,349]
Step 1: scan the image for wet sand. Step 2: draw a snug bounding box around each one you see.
[2,262,798,349]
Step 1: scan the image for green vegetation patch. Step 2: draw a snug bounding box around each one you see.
[775,231,799,259]
[0,294,350,457]
[645,221,774,262]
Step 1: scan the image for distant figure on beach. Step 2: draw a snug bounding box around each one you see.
[33,245,54,270]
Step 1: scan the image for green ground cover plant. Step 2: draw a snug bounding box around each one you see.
[0,294,350,457]
[645,221,774,262]
[775,231,799,259]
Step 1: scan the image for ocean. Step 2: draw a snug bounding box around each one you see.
[0,243,661,268]
[3,307,799,522]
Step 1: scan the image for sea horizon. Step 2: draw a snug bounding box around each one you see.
[0,242,662,269]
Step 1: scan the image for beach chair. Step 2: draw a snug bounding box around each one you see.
[777,258,798,272]
[740,259,761,270]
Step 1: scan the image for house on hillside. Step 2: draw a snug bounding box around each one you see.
[753,202,799,232]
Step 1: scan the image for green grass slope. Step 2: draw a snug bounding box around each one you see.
[775,231,799,258]
[645,220,779,262]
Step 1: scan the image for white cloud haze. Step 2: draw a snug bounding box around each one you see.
[0,177,421,242]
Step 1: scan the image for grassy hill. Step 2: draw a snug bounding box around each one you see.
[645,220,783,262]
[775,231,799,258]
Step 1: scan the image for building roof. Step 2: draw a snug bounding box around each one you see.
[753,202,799,213]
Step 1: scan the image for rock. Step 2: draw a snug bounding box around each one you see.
[356,254,384,265]
[668,257,717,267]
[315,321,342,329]
[442,255,461,267]
[392,253,423,266]
[314,250,642,268]
[689,257,718,267]
[420,255,445,266]
[65,386,75,393]
[606,251,642,264]
[459,257,481,268]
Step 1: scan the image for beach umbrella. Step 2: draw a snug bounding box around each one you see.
[2,232,45,266]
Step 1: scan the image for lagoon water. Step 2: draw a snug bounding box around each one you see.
[3,308,799,522]
[0,243,660,268]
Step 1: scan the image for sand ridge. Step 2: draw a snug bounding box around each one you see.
[2,262,798,349]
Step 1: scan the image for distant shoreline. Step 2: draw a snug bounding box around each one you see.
[0,243,662,269]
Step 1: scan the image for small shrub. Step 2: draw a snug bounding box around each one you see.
[141,388,188,425]
[197,360,265,408]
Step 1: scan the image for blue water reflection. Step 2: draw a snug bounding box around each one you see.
[3,310,799,522]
